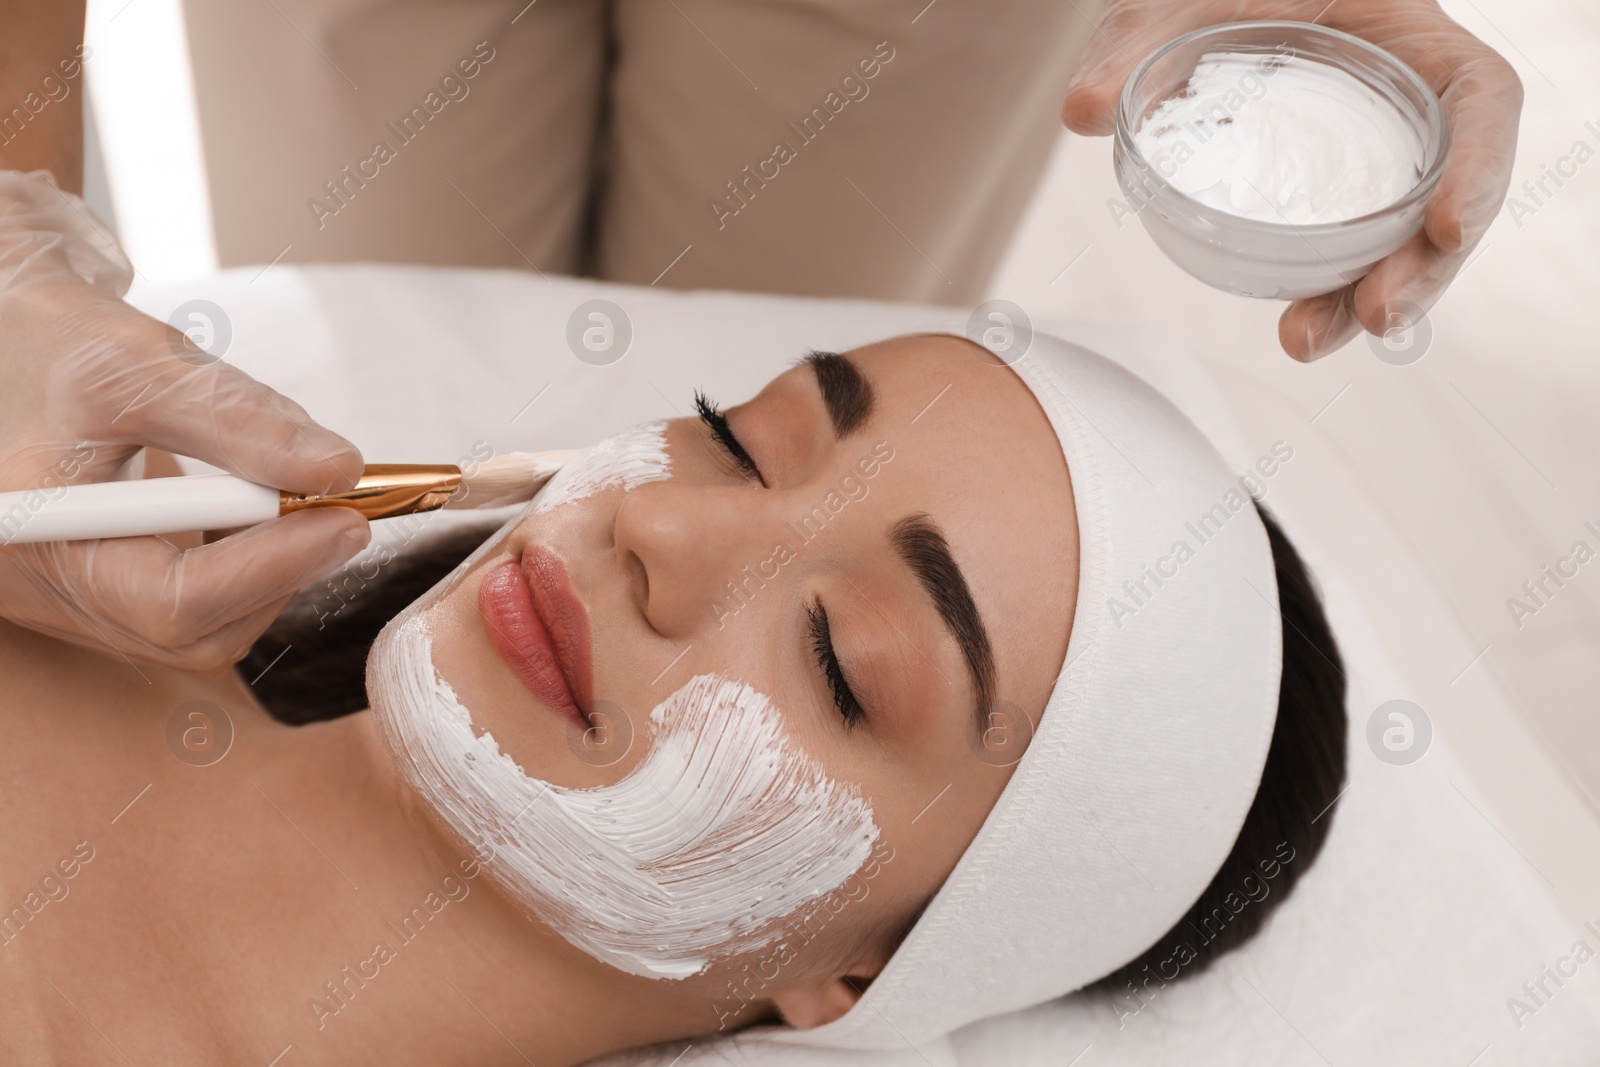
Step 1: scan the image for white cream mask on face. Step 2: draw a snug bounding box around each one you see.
[533,420,672,513]
[369,618,879,979]
[386,420,675,623]
[366,419,880,979]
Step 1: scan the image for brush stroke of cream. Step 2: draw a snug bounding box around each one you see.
[533,420,673,513]
[369,615,880,979]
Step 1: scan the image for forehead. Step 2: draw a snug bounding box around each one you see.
[767,334,1078,711]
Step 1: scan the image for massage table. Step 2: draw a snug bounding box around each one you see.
[129,265,1600,1065]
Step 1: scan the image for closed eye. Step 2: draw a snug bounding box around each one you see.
[694,390,765,486]
[808,602,866,729]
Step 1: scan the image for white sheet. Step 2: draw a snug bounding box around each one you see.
[130,265,1600,1064]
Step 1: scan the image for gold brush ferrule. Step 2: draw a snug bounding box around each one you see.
[278,465,464,520]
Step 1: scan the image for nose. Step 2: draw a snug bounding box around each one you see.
[613,480,787,639]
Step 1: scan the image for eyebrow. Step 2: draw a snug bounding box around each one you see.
[889,514,997,743]
[804,351,875,437]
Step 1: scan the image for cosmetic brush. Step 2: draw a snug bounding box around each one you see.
[0,450,582,546]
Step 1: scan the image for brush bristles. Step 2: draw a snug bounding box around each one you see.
[449,449,583,510]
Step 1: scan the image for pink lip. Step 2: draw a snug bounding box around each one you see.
[478,547,594,731]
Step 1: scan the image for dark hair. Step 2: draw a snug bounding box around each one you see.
[240,502,1347,989]
[240,521,503,724]
[1085,502,1347,998]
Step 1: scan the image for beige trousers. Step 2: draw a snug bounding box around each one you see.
[182,0,1105,304]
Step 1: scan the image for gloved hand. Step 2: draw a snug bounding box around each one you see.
[1061,0,1523,361]
[0,169,371,672]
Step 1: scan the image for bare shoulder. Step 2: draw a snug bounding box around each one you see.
[0,622,133,1063]
[0,619,134,867]
[0,617,86,724]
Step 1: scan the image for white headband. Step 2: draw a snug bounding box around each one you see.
[772,331,1282,1049]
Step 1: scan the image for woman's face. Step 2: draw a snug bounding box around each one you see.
[398,333,1076,1024]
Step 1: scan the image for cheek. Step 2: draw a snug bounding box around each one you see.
[367,616,879,981]
[398,419,682,784]
[531,420,671,512]
[703,833,913,1009]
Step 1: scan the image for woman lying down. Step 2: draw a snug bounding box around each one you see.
[0,331,1346,1065]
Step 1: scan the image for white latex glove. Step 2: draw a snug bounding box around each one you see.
[0,169,370,672]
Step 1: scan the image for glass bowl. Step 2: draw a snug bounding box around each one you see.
[1113,21,1449,300]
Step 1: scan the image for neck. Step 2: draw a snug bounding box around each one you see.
[14,638,731,1067]
[212,682,725,1067]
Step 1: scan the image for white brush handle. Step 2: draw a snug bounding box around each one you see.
[0,475,281,545]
